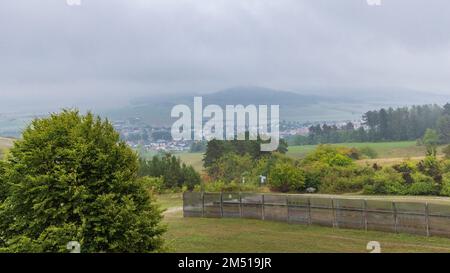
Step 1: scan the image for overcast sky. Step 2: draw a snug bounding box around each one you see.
[1,0,450,112]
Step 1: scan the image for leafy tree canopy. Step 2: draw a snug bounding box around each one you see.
[0,110,165,252]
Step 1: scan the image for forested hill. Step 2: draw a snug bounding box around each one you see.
[106,86,449,126]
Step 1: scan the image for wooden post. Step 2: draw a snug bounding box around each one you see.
[220,192,224,218]
[201,192,205,217]
[331,199,338,228]
[286,195,290,223]
[239,192,243,218]
[307,197,312,225]
[261,194,265,220]
[363,199,368,231]
[182,191,185,217]
[425,202,430,237]
[392,202,398,233]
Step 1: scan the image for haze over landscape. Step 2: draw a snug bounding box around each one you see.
[3,0,450,255]
[1,0,449,134]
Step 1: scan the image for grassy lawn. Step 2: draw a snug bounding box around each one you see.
[286,141,433,159]
[158,194,450,253]
[177,152,204,172]
[155,192,183,210]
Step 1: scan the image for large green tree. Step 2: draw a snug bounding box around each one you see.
[0,110,165,252]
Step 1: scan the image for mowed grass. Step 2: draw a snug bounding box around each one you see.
[156,192,183,210]
[287,141,443,160]
[177,152,204,172]
[158,194,450,253]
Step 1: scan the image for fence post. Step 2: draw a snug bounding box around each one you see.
[261,194,265,220]
[182,191,185,217]
[331,199,338,228]
[286,195,290,223]
[425,202,430,237]
[239,192,243,218]
[220,192,224,218]
[363,199,368,231]
[201,192,205,218]
[392,202,398,233]
[308,197,312,225]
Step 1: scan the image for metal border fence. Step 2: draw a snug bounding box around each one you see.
[183,192,450,238]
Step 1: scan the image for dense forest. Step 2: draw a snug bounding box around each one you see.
[290,103,450,145]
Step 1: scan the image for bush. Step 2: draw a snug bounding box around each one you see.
[362,168,406,195]
[207,153,254,182]
[440,174,450,196]
[406,173,438,195]
[359,146,378,159]
[303,145,354,167]
[138,176,165,194]
[302,162,329,190]
[268,162,305,192]
[417,156,442,183]
[0,110,165,252]
[319,175,365,194]
[392,161,417,184]
[443,145,450,159]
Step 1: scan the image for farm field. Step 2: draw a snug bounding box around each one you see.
[286,141,444,159]
[158,194,450,253]
[172,141,445,172]
[177,152,204,172]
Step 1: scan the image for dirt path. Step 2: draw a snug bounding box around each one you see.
[163,206,183,215]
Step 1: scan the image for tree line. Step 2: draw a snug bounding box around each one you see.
[290,103,450,145]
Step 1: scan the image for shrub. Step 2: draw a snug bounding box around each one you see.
[362,168,406,195]
[417,156,442,183]
[207,153,254,182]
[268,162,305,192]
[138,176,165,194]
[359,146,378,159]
[302,162,330,190]
[407,173,438,195]
[440,174,450,196]
[319,175,365,194]
[392,161,417,184]
[303,145,354,167]
[443,145,450,159]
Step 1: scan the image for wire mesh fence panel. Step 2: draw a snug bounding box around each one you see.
[241,193,263,219]
[183,192,450,238]
[335,199,364,229]
[183,191,203,217]
[287,195,310,224]
[310,197,334,227]
[428,203,450,237]
[203,192,222,218]
[222,192,241,218]
[395,202,427,236]
[263,194,288,222]
[366,200,396,233]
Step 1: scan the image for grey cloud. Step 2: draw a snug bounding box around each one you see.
[0,0,449,112]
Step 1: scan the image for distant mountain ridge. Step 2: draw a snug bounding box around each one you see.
[106,86,450,126]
